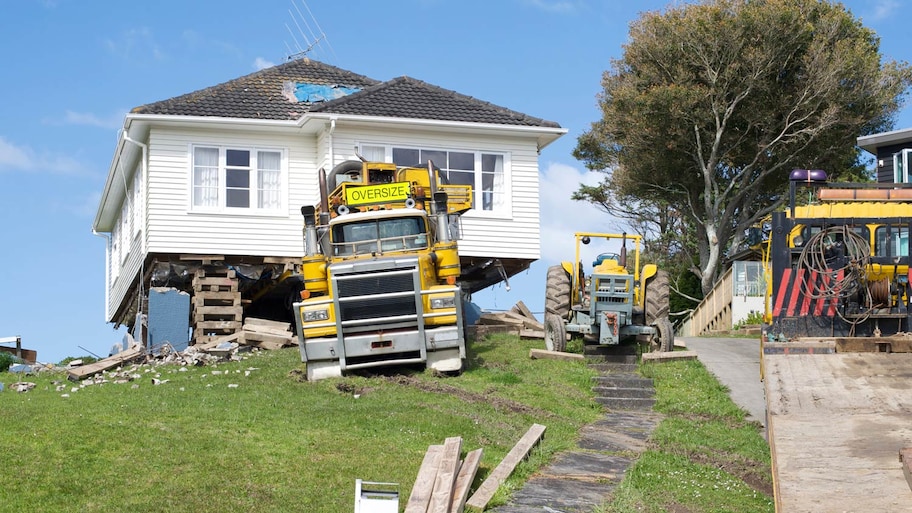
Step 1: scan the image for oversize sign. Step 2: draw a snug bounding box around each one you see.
[345,182,411,206]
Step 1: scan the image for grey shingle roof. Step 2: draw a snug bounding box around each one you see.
[311,76,561,128]
[132,59,561,129]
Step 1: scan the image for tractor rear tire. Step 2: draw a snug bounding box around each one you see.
[645,270,670,324]
[651,316,675,353]
[544,312,567,352]
[545,265,571,318]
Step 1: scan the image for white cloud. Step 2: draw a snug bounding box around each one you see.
[254,57,276,70]
[870,0,900,22]
[0,136,34,170]
[0,136,93,177]
[521,0,580,14]
[537,161,623,264]
[104,27,164,61]
[44,110,125,130]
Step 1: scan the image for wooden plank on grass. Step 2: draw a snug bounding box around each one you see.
[244,317,292,331]
[529,349,584,361]
[465,424,546,511]
[428,436,463,513]
[67,346,145,381]
[405,445,443,513]
[512,300,536,321]
[450,448,483,513]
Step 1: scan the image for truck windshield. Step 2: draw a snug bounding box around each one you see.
[331,216,428,256]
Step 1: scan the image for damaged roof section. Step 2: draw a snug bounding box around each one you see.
[130,58,561,129]
[283,82,361,103]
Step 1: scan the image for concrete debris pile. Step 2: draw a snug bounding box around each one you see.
[60,317,294,383]
[405,423,546,513]
[11,382,36,393]
[466,301,544,340]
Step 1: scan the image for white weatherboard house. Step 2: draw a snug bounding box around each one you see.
[93,58,565,339]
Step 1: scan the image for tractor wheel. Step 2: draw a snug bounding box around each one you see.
[650,317,675,353]
[544,312,567,352]
[545,265,571,318]
[645,270,670,324]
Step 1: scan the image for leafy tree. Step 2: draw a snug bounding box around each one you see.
[574,0,912,295]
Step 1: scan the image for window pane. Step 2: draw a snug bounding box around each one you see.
[227,168,250,188]
[449,170,474,187]
[420,150,446,169]
[257,151,281,210]
[393,148,419,166]
[192,147,219,207]
[361,145,386,162]
[227,189,249,208]
[449,152,474,170]
[226,149,249,167]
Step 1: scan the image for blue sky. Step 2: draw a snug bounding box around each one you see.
[1,0,910,363]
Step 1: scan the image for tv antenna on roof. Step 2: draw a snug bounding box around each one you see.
[284,0,336,62]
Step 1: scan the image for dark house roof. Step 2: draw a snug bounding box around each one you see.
[132,58,560,128]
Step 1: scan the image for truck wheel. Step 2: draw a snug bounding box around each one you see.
[545,265,571,318]
[645,270,670,324]
[650,317,675,353]
[544,312,567,352]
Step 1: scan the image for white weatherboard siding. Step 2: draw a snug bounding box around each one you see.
[144,127,315,256]
[106,161,146,322]
[330,125,542,260]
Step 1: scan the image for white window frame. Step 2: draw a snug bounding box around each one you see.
[358,143,511,218]
[894,149,912,183]
[189,144,287,215]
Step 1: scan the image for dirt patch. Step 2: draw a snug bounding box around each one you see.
[665,502,693,513]
[382,374,557,418]
[688,451,774,498]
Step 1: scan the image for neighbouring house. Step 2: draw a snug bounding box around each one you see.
[857,128,912,184]
[92,58,565,346]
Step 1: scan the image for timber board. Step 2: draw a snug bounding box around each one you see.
[765,351,912,512]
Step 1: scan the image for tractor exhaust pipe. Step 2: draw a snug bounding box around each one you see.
[619,232,627,268]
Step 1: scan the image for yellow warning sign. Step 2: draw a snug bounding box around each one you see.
[345,182,411,206]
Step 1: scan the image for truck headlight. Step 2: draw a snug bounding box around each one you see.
[303,309,329,322]
[431,296,456,309]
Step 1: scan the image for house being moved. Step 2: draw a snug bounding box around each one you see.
[92,58,565,345]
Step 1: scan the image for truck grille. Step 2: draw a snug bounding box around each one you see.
[333,264,419,329]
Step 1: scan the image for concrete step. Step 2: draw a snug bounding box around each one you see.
[589,362,638,373]
[592,386,655,398]
[594,396,657,410]
[592,375,654,388]
[585,353,638,364]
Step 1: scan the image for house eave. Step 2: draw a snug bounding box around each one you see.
[857,127,912,155]
[300,113,567,150]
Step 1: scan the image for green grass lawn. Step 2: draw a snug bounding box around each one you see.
[0,337,773,513]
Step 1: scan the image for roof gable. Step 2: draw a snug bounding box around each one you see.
[131,59,560,129]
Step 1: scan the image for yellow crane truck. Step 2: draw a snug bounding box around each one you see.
[293,160,472,381]
[762,169,912,511]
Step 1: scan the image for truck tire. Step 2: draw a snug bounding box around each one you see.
[645,270,670,324]
[651,316,675,353]
[544,312,567,352]
[545,265,571,318]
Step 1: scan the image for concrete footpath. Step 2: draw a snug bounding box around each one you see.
[678,336,766,430]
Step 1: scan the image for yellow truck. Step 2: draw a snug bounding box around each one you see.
[293,160,472,381]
